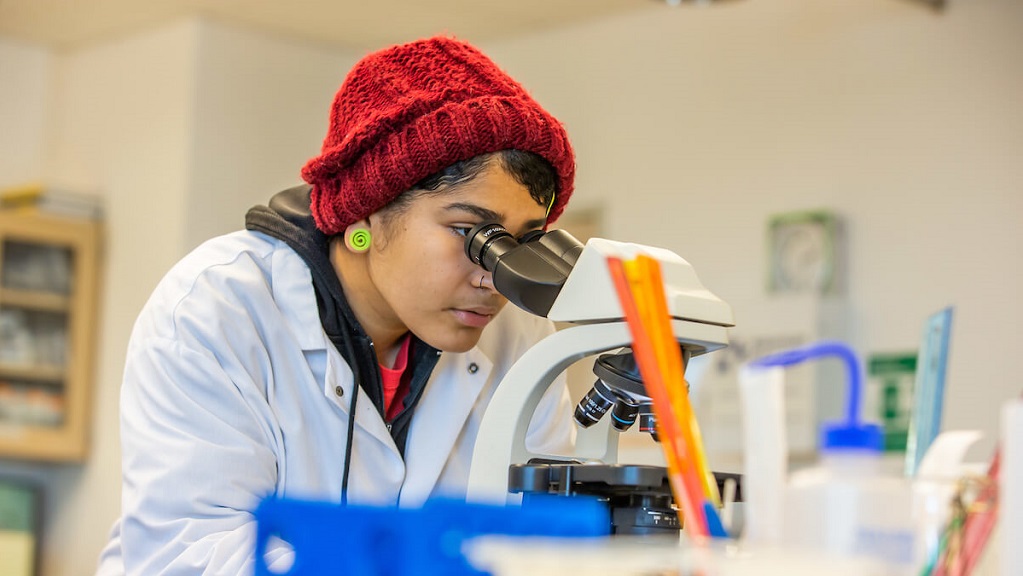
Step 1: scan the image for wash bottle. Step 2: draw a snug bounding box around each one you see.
[742,340,916,574]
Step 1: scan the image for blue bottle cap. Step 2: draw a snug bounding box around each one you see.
[820,422,883,452]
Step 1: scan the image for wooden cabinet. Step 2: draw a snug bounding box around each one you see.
[0,210,101,462]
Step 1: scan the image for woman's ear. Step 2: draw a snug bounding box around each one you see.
[343,220,372,253]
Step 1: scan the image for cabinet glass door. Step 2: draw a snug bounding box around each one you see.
[0,239,72,428]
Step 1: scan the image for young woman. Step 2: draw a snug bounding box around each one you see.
[96,36,578,574]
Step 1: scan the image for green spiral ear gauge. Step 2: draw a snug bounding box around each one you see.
[348,228,371,252]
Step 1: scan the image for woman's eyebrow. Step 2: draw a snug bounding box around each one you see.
[444,202,502,222]
[444,202,547,232]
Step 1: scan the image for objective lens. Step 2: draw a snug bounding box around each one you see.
[637,401,659,442]
[609,396,640,432]
[573,379,619,428]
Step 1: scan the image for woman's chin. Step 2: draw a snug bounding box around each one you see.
[419,327,484,354]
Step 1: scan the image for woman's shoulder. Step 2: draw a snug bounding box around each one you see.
[170,230,282,279]
[151,231,280,297]
[135,231,310,338]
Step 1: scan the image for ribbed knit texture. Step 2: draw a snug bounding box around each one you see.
[301,35,575,235]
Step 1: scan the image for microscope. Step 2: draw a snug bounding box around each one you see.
[462,223,736,536]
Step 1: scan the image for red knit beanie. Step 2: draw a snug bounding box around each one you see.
[301,36,575,236]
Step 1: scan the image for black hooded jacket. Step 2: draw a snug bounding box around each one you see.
[244,185,440,456]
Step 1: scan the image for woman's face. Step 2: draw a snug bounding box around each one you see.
[361,160,549,353]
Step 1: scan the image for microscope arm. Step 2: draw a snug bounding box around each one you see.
[464,318,730,504]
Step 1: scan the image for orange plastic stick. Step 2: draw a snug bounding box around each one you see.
[608,256,708,537]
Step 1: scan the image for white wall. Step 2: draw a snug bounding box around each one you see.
[187,22,355,250]
[0,38,50,189]
[1,22,200,576]
[0,0,1021,573]
[485,0,1023,460]
[42,21,200,576]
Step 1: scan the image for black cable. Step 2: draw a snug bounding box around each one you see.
[338,327,361,506]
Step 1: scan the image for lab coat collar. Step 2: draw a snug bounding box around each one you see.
[269,246,327,351]
[247,186,343,353]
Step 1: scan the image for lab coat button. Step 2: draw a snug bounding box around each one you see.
[468,363,479,374]
[335,386,344,397]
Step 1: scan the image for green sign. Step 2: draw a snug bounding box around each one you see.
[868,353,917,452]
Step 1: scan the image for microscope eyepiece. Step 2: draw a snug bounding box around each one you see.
[517,229,546,244]
[465,222,516,271]
[462,222,584,318]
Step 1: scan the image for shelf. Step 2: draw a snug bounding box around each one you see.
[0,209,100,463]
[0,287,71,312]
[0,424,79,462]
[0,363,66,383]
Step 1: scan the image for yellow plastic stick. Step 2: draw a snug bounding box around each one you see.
[637,255,721,507]
[609,257,708,537]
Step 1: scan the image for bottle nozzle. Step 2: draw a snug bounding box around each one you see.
[749,340,882,452]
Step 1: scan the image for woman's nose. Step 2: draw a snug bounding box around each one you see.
[474,271,495,291]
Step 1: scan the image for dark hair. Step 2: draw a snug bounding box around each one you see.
[379,150,557,222]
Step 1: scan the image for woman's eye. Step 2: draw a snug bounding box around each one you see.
[451,226,472,238]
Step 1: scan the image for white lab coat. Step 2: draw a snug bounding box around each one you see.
[95,230,575,575]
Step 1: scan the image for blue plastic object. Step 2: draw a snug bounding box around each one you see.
[254,495,610,576]
[702,501,729,538]
[905,306,954,476]
[748,339,882,453]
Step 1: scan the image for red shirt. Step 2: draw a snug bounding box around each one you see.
[379,334,411,421]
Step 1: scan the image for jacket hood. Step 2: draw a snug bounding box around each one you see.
[244,185,440,455]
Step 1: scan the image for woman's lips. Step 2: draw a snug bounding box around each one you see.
[451,308,495,328]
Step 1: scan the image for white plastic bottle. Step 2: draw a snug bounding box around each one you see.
[744,341,917,575]
[784,429,915,574]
